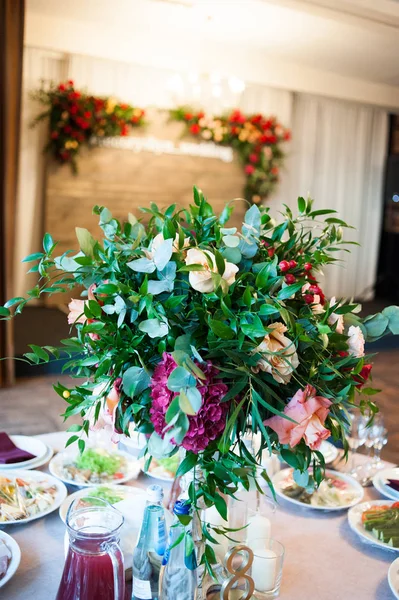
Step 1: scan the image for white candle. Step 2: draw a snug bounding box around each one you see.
[246,514,271,545]
[251,548,277,592]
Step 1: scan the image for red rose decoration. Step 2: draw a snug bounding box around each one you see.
[67,80,74,87]
[70,105,79,115]
[249,153,259,164]
[354,364,372,388]
[84,111,92,119]
[50,131,59,140]
[64,125,72,134]
[184,112,193,121]
[58,84,66,92]
[190,123,200,135]
[284,131,291,141]
[244,164,255,175]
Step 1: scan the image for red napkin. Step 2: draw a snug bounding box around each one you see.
[387,479,399,493]
[0,432,36,464]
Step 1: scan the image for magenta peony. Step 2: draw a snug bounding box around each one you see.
[150,353,229,453]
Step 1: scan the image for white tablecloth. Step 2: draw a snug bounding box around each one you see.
[1,432,397,600]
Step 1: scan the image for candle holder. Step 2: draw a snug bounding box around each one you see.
[248,538,285,599]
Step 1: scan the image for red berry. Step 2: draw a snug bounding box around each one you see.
[304,262,312,272]
[267,248,275,258]
[285,274,296,284]
[309,284,321,295]
[304,294,314,304]
[279,260,290,272]
[289,260,297,269]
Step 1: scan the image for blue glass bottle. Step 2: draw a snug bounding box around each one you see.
[160,500,197,600]
[132,485,167,600]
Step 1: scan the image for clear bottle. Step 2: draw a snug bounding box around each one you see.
[160,500,197,600]
[132,485,167,600]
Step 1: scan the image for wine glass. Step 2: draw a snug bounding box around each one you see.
[367,414,388,472]
[347,410,368,473]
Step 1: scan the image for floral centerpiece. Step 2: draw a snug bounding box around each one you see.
[170,107,290,203]
[2,188,399,572]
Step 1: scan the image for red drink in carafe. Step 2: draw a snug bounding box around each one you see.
[56,497,125,600]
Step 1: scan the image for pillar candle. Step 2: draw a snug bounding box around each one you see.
[251,548,277,592]
[246,513,271,545]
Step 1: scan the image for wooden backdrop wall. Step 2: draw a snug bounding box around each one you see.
[45,110,247,294]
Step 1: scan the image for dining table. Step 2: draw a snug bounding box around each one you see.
[1,431,398,600]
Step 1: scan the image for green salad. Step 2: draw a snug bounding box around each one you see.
[75,449,122,475]
[84,486,126,505]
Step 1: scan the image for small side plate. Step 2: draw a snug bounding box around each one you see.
[0,531,21,588]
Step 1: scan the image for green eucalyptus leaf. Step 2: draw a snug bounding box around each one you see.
[179,387,202,415]
[154,239,173,271]
[122,366,151,397]
[363,313,389,340]
[139,318,169,338]
[382,305,399,335]
[167,367,196,392]
[127,257,156,273]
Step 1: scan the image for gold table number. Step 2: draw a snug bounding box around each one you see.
[220,544,255,600]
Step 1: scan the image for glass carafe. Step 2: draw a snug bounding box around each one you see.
[56,497,125,600]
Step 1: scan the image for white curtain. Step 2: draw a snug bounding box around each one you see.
[278,94,388,300]
[67,53,293,125]
[15,47,67,298]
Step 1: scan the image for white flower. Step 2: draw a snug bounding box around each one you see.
[201,129,212,140]
[144,232,190,260]
[328,296,344,334]
[185,248,238,293]
[347,325,365,357]
[251,322,299,384]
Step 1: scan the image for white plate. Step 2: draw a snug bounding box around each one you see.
[0,470,68,525]
[348,500,399,552]
[0,436,50,469]
[319,441,339,465]
[49,448,142,487]
[0,531,21,588]
[373,468,399,501]
[272,468,364,511]
[59,484,147,523]
[388,557,399,599]
[144,469,174,483]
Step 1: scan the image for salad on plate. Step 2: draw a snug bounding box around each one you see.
[362,503,399,547]
[146,455,179,481]
[50,447,140,486]
[0,474,59,522]
[275,469,362,509]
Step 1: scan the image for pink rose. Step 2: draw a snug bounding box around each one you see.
[264,385,332,450]
[67,299,86,325]
[67,285,102,339]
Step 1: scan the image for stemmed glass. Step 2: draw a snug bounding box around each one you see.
[347,410,368,473]
[366,413,388,472]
